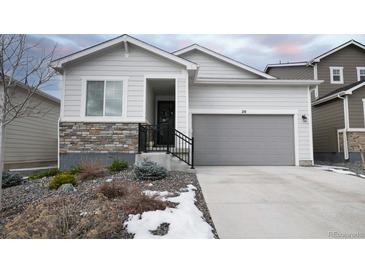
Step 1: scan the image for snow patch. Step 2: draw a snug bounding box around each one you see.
[124,184,214,239]
[329,169,357,175]
[143,190,171,197]
[315,165,358,176]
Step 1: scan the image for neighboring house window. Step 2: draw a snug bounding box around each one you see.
[357,67,365,81]
[86,80,123,116]
[330,67,344,84]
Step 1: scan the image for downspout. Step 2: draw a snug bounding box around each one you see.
[338,94,350,160]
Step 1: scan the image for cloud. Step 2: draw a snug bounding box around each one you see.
[22,34,365,98]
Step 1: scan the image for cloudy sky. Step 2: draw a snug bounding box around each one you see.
[30,34,365,98]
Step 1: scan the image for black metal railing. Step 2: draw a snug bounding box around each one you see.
[138,123,194,168]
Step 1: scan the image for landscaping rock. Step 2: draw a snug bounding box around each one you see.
[150,222,170,236]
[0,168,218,239]
[58,184,77,193]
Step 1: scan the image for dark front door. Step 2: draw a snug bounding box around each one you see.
[157,101,175,145]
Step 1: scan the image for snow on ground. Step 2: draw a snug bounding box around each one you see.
[124,184,215,239]
[315,165,358,176]
[143,190,171,201]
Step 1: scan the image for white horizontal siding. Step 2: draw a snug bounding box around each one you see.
[181,50,261,79]
[189,84,312,162]
[63,43,186,121]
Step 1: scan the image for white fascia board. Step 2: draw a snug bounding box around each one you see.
[311,40,365,63]
[264,62,309,72]
[312,81,365,106]
[312,90,352,106]
[194,78,323,86]
[174,44,276,79]
[51,35,197,71]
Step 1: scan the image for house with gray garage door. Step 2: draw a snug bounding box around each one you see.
[266,40,365,163]
[51,35,320,170]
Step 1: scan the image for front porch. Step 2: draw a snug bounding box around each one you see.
[142,78,194,168]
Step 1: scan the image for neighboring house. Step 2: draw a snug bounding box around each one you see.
[266,40,365,162]
[0,81,60,170]
[51,35,320,170]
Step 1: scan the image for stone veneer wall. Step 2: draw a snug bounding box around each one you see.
[59,122,139,153]
[338,131,365,152]
[346,132,365,152]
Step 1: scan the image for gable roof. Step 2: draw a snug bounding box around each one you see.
[1,75,60,104]
[173,44,276,79]
[264,61,310,72]
[51,34,198,72]
[313,79,365,106]
[265,40,365,73]
[311,39,365,63]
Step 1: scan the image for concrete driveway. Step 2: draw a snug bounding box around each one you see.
[197,166,365,239]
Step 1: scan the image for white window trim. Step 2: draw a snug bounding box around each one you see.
[330,66,344,84]
[80,76,128,122]
[357,67,365,81]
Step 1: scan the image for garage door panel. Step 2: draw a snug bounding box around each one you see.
[193,114,295,166]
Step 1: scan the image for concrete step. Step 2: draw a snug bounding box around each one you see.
[135,152,195,172]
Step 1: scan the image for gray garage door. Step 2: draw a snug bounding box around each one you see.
[192,114,295,166]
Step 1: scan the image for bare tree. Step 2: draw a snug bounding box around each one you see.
[0,34,56,209]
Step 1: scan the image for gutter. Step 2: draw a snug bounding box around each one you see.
[337,94,350,160]
[194,78,323,86]
[312,90,352,106]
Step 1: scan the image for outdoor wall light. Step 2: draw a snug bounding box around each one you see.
[302,115,308,122]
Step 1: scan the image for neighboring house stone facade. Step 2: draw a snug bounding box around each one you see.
[266,40,365,162]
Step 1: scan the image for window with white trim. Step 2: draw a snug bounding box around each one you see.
[357,67,365,81]
[330,67,344,84]
[85,80,123,116]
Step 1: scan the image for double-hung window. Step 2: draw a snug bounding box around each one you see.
[85,80,124,117]
[357,67,365,81]
[330,67,344,84]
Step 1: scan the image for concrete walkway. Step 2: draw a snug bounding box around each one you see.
[197,166,365,239]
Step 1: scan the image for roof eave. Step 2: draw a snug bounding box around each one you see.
[50,35,197,71]
[312,81,365,106]
[194,78,323,86]
[174,44,276,80]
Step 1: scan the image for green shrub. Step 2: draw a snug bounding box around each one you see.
[134,160,167,181]
[48,173,76,190]
[108,160,128,172]
[2,172,24,188]
[29,168,60,180]
[69,165,83,175]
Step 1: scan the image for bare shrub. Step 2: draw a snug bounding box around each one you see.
[4,194,123,239]
[96,183,130,199]
[78,161,107,181]
[121,192,168,215]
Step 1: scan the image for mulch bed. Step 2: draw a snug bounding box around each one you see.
[0,169,219,239]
